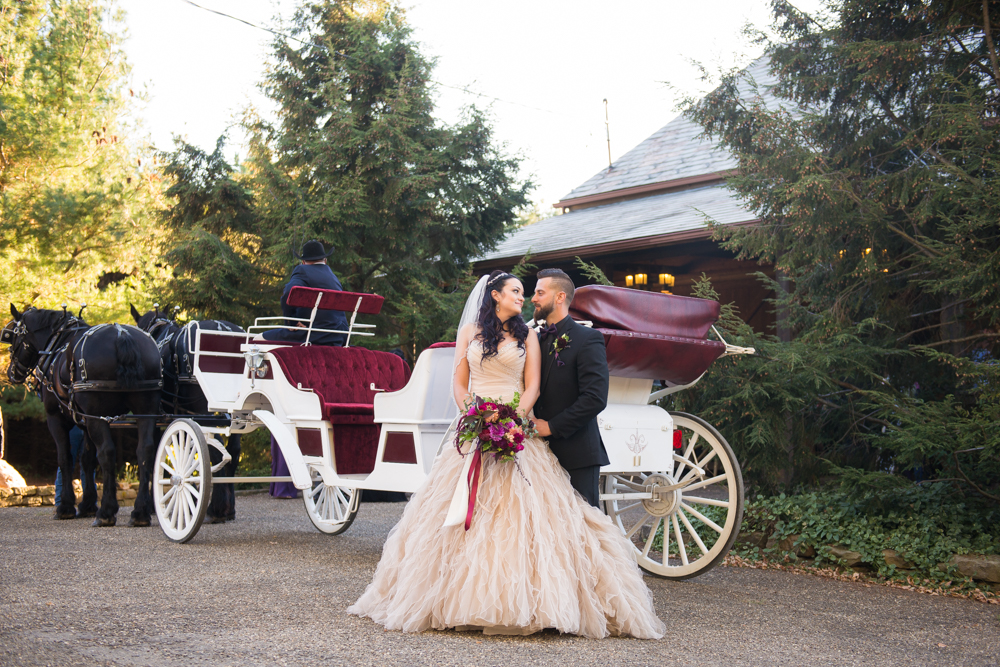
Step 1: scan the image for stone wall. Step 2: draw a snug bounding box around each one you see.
[0,480,141,508]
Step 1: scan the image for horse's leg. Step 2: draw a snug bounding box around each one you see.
[87,417,118,526]
[206,433,240,522]
[46,408,77,520]
[77,433,99,517]
[128,411,157,527]
[225,433,241,521]
[205,435,227,523]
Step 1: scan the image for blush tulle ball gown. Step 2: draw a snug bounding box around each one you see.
[348,340,665,639]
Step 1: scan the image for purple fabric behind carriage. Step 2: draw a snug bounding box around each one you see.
[269,346,411,475]
[568,285,727,385]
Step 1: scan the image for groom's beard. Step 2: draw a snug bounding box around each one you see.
[534,301,554,323]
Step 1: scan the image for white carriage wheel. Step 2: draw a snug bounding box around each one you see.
[154,419,212,543]
[602,412,744,580]
[302,465,361,535]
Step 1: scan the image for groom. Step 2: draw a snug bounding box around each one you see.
[531,269,610,507]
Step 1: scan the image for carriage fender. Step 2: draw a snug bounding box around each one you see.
[251,410,312,490]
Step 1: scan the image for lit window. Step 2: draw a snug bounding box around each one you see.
[625,275,634,287]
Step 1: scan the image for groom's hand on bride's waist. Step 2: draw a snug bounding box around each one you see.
[534,418,552,437]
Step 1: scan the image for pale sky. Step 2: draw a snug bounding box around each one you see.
[121,0,824,208]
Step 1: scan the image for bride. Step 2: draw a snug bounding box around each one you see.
[348,271,665,639]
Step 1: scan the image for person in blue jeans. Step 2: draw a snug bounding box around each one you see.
[54,425,95,502]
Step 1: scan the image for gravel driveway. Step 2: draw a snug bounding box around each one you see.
[1,493,996,666]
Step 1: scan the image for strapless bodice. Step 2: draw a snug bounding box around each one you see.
[467,339,525,403]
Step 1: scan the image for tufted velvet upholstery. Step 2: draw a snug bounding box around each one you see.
[568,285,726,383]
[270,346,411,474]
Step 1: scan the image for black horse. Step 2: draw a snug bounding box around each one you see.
[132,305,243,523]
[3,305,162,526]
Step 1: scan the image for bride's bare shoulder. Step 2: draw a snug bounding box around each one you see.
[457,322,479,345]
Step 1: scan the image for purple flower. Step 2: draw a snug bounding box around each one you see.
[487,424,506,442]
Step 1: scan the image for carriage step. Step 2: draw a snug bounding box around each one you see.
[210,476,293,484]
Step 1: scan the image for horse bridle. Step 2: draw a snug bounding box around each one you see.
[4,310,87,386]
[4,319,35,384]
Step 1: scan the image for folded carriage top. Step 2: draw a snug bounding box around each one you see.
[568,285,726,384]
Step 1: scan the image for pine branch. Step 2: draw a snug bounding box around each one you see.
[573,256,612,286]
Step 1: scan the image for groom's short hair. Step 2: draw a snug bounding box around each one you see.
[537,268,575,304]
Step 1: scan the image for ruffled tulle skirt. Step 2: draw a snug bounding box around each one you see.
[348,437,665,639]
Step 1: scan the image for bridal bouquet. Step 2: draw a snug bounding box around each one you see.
[445,394,535,531]
[454,393,536,463]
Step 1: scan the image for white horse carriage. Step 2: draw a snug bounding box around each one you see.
[153,284,753,580]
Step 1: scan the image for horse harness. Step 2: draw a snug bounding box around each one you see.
[34,322,161,425]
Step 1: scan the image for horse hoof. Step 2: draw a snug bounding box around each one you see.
[53,510,77,520]
[91,516,116,527]
[78,509,97,518]
[205,514,227,524]
[226,515,236,522]
[128,518,150,527]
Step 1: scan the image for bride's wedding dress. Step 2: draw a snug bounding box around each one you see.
[348,340,665,639]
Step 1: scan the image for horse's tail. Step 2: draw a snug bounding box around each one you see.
[114,324,141,389]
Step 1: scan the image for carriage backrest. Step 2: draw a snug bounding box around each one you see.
[569,285,721,339]
[285,287,384,315]
[269,345,410,406]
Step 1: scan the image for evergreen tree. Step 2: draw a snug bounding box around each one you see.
[0,0,166,323]
[161,0,530,358]
[675,0,999,500]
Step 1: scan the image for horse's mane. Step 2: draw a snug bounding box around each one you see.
[28,308,85,332]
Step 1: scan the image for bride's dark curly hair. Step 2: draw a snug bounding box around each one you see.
[475,270,529,360]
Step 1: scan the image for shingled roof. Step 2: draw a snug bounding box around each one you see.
[483,183,754,262]
[480,57,777,264]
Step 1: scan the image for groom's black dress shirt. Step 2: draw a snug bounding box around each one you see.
[534,316,610,471]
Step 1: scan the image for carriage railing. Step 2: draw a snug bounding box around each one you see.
[246,288,383,347]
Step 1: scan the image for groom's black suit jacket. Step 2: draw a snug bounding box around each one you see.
[534,316,610,471]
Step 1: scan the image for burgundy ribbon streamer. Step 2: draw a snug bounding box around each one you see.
[464,448,483,531]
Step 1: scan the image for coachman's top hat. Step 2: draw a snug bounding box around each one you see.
[295,240,335,262]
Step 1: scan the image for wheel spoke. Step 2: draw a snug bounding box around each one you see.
[159,461,176,477]
[641,517,661,558]
[685,495,730,508]
[612,501,644,513]
[161,485,177,504]
[678,506,710,556]
[169,485,181,528]
[673,514,688,566]
[624,513,649,540]
[683,473,727,493]
[681,431,700,462]
[680,502,724,534]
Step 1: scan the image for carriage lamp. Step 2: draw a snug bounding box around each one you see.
[245,346,268,379]
[625,275,634,287]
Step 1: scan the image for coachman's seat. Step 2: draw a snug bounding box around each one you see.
[261,286,407,474]
[568,285,726,385]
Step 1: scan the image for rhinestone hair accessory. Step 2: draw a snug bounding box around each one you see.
[486,272,513,289]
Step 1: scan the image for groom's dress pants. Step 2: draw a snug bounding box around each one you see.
[568,465,601,508]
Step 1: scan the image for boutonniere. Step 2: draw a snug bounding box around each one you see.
[550,333,570,367]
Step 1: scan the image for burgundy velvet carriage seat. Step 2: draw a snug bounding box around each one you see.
[269,345,410,475]
[568,285,726,385]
